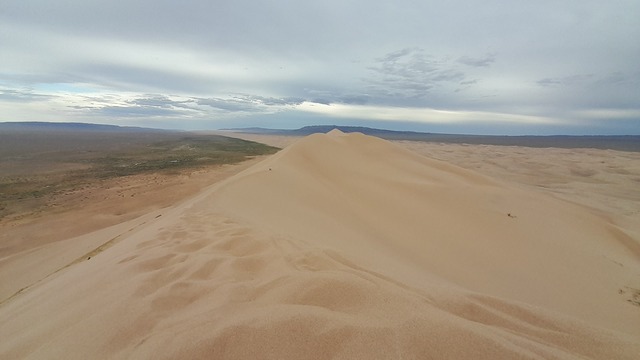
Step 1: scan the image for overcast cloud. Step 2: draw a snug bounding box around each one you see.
[1,0,638,134]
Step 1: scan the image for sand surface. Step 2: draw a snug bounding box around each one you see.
[0,158,266,303]
[1,131,639,359]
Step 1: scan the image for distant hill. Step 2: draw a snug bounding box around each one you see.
[224,125,640,152]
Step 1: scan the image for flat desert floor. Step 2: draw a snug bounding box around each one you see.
[1,131,639,359]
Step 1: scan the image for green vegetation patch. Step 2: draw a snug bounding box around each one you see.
[0,134,279,218]
[89,135,278,177]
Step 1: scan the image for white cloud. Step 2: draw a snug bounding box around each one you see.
[570,109,640,120]
[296,102,557,125]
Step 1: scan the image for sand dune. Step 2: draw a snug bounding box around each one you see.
[1,130,639,359]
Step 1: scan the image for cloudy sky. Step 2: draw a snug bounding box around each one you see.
[1,0,639,134]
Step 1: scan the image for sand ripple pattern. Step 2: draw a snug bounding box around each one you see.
[106,211,638,359]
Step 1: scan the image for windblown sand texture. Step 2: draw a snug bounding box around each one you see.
[1,130,639,359]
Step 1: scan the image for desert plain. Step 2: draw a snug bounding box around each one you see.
[1,128,639,359]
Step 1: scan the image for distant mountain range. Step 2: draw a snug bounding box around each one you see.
[224,125,640,152]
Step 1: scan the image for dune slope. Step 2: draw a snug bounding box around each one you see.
[1,130,638,359]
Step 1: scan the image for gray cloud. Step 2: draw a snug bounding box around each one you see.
[0,0,638,134]
[338,94,371,105]
[460,80,479,86]
[367,48,466,99]
[233,94,305,107]
[95,105,185,118]
[195,95,303,113]
[128,95,193,109]
[65,94,199,119]
[595,71,640,87]
[536,71,640,110]
[457,54,496,67]
[372,48,466,85]
[75,63,218,94]
[196,98,262,112]
[537,74,595,87]
[0,89,52,102]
